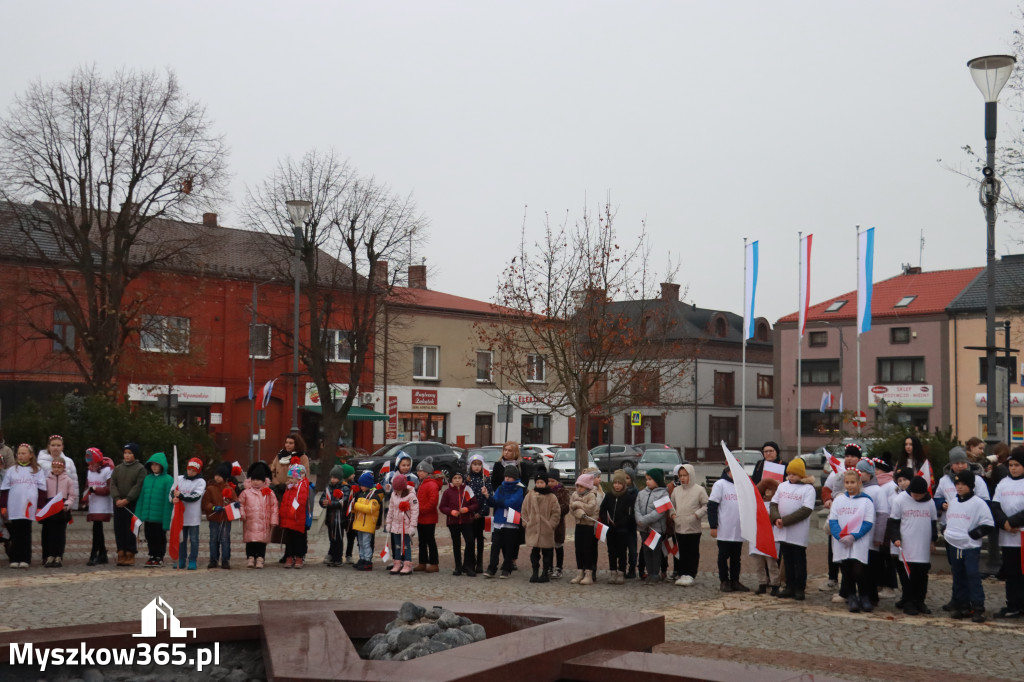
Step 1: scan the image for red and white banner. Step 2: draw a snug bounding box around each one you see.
[917,460,933,495]
[722,442,778,559]
[595,522,609,543]
[131,514,144,535]
[644,529,661,549]
[484,516,492,533]
[35,496,64,521]
[507,509,521,525]
[799,234,812,338]
[168,446,184,562]
[225,502,242,521]
[763,461,786,482]
[654,497,673,514]
[380,544,392,564]
[664,535,680,558]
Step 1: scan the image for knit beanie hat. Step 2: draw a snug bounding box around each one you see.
[503,465,520,480]
[762,441,781,455]
[215,462,232,480]
[844,443,863,458]
[392,474,409,492]
[85,447,104,464]
[948,447,968,465]
[247,461,272,481]
[330,465,347,480]
[123,442,142,458]
[574,473,595,489]
[646,468,665,488]
[187,457,203,472]
[358,471,375,488]
[907,476,929,495]
[534,467,548,484]
[953,470,975,489]
[855,459,875,476]
[288,463,306,479]
[786,458,806,477]
[895,467,915,483]
[1008,447,1024,467]
[612,469,629,486]
[756,478,779,497]
[341,463,355,480]
[417,457,434,475]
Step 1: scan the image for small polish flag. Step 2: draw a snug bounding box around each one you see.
[644,529,661,550]
[130,514,144,535]
[595,522,609,543]
[899,546,911,576]
[763,461,786,482]
[225,502,242,521]
[24,500,32,518]
[917,461,933,495]
[380,544,392,564]
[828,454,844,475]
[664,535,680,558]
[507,509,521,525]
[35,496,64,521]
[654,497,673,514]
[462,487,475,502]
[379,461,391,476]
[484,516,492,533]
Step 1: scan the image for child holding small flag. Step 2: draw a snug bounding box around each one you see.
[136,452,174,568]
[173,458,207,571]
[414,458,441,573]
[82,448,113,566]
[634,468,670,586]
[829,469,876,613]
[484,465,525,579]
[770,459,816,600]
[521,469,560,583]
[991,447,1024,619]
[350,471,384,571]
[944,470,995,622]
[669,464,707,587]
[886,475,937,615]
[202,463,237,569]
[280,463,310,569]
[39,456,77,568]
[110,443,146,566]
[466,455,492,575]
[238,461,278,569]
[708,467,748,592]
[319,464,353,567]
[439,469,479,576]
[599,470,636,585]
[385,473,418,575]
[0,444,46,568]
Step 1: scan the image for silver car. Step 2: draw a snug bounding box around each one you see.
[549,449,598,484]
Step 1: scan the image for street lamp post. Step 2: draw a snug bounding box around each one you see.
[249,277,276,466]
[285,199,313,434]
[967,55,1016,447]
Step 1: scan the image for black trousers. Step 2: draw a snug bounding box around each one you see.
[283,528,307,558]
[677,533,701,578]
[865,549,882,602]
[626,528,637,571]
[40,515,68,558]
[717,540,742,582]
[449,524,474,570]
[574,525,597,571]
[896,560,930,605]
[246,542,267,559]
[840,559,871,598]
[144,522,166,559]
[91,521,107,554]
[530,546,554,573]
[607,528,629,571]
[8,519,31,564]
[1002,547,1024,611]
[113,504,137,553]
[418,523,438,565]
[827,539,839,581]
[780,542,807,590]
[345,526,357,558]
[488,527,518,573]
[472,517,486,568]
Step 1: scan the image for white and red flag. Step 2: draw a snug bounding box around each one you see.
[35,495,64,521]
[225,502,242,521]
[168,446,185,561]
[722,442,778,559]
[130,514,144,535]
[664,535,680,558]
[380,544,392,564]
[654,497,673,514]
[379,461,391,476]
[644,529,661,549]
[798,234,812,338]
[828,454,844,475]
[462,487,475,503]
[595,522,609,543]
[917,460,933,495]
[507,509,521,525]
[763,461,786,483]
[899,546,911,576]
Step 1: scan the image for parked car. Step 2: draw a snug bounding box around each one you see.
[636,448,686,477]
[797,448,828,470]
[589,443,642,473]
[524,444,559,465]
[730,450,764,476]
[466,446,504,470]
[355,441,463,480]
[549,449,598,484]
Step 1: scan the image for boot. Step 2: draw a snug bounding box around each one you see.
[390,561,403,575]
[247,557,255,568]
[580,570,593,585]
[794,589,805,601]
[425,564,439,573]
[256,557,265,569]
[730,581,750,593]
[97,551,108,565]
[474,562,484,574]
[538,563,551,583]
[87,551,98,567]
[125,552,136,566]
[400,560,414,575]
[529,567,540,583]
[413,563,426,572]
[116,550,126,566]
[570,570,584,585]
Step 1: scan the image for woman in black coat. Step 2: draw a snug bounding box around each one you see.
[751,441,786,485]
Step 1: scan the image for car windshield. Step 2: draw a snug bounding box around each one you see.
[370,443,413,460]
[468,448,503,464]
[553,449,577,462]
[640,451,679,464]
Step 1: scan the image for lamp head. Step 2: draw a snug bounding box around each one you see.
[285,199,313,229]
[967,55,1016,102]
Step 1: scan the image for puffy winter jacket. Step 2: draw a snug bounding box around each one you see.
[135,453,174,530]
[417,476,441,525]
[239,486,279,543]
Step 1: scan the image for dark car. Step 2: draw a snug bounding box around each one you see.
[354,441,462,481]
[588,444,643,473]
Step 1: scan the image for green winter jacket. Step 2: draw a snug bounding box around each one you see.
[135,452,174,530]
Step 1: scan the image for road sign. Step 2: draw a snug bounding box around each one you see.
[630,410,641,426]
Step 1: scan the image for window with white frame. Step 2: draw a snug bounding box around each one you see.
[53,309,75,352]
[413,345,439,380]
[476,350,493,382]
[140,315,190,354]
[527,354,546,382]
[249,323,271,359]
[328,329,352,363]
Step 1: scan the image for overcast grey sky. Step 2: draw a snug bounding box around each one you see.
[1,1,1021,323]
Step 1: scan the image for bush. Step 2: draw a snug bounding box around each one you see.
[864,425,959,474]
[3,393,217,483]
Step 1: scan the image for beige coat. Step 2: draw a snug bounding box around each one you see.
[522,490,562,548]
[670,464,708,535]
[569,488,600,527]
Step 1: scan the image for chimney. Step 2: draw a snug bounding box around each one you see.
[660,282,680,302]
[408,264,427,289]
[373,260,389,289]
[203,212,218,227]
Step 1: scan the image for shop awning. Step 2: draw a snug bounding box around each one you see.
[301,405,390,421]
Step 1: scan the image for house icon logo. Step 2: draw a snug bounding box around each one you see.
[133,596,196,638]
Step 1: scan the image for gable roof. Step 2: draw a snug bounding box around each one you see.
[946,254,1024,313]
[605,299,772,346]
[388,286,511,316]
[777,266,983,325]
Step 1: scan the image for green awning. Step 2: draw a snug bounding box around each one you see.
[300,405,390,421]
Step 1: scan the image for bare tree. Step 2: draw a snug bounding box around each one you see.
[241,149,426,457]
[477,201,693,473]
[0,66,228,396]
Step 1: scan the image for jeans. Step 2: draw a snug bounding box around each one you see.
[948,545,984,608]
[113,504,137,553]
[780,542,807,591]
[717,540,742,582]
[177,525,200,567]
[418,523,438,565]
[357,531,374,563]
[391,533,413,562]
[208,521,231,563]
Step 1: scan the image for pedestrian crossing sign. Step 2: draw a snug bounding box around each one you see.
[630,411,641,426]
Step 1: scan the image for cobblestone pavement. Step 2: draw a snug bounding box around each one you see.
[1,512,1022,681]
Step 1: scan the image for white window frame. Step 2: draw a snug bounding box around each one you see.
[527,354,546,383]
[328,329,352,363]
[249,323,271,360]
[476,350,493,383]
[140,315,190,354]
[413,345,439,380]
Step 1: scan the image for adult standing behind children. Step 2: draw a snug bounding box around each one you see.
[270,434,309,499]
[751,441,785,485]
[110,443,146,566]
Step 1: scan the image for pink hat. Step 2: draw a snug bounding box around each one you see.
[575,474,595,489]
[392,474,409,492]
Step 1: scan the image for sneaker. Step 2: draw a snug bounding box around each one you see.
[720,581,733,593]
[222,561,230,570]
[357,562,373,572]
[770,586,780,597]
[246,557,255,568]
[483,570,497,579]
[187,560,197,571]
[463,568,476,577]
[831,593,846,604]
[208,561,219,569]
[755,584,768,595]
[145,557,158,568]
[847,595,861,613]
[793,590,805,601]
[624,569,636,580]
[917,602,932,615]
[972,608,986,623]
[155,558,163,567]
[499,570,511,579]
[860,596,874,613]
[941,599,957,612]
[293,558,304,569]
[675,575,694,587]
[453,568,463,576]
[284,557,295,569]
[53,557,62,568]
[44,557,55,568]
[776,587,795,599]
[819,579,838,591]
[903,603,920,616]
[877,587,898,599]
[730,581,750,593]
[255,557,265,569]
[550,567,562,579]
[994,607,1022,619]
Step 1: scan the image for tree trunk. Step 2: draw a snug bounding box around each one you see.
[575,411,589,478]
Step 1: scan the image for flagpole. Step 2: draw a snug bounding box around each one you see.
[741,237,748,453]
[856,225,862,437]
[797,232,802,460]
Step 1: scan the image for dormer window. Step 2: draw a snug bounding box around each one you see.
[715,317,727,338]
[894,295,917,308]
[825,300,847,313]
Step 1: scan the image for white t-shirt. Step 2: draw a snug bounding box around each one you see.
[0,465,47,521]
[889,492,937,563]
[861,483,890,548]
[944,494,994,550]
[708,477,742,542]
[85,466,114,516]
[829,493,874,564]
[993,475,1024,548]
[772,480,816,547]
[936,472,989,523]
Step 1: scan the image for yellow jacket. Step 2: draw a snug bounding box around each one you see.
[351,490,382,534]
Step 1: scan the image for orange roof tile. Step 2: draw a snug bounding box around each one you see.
[389,286,512,316]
